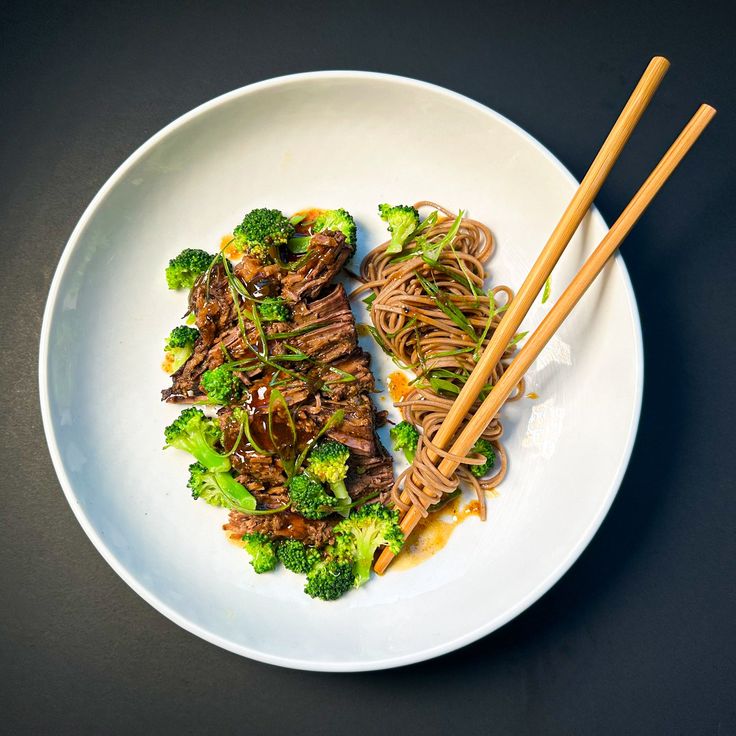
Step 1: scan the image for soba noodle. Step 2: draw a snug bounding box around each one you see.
[352,201,524,521]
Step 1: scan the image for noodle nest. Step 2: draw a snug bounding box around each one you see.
[352,201,524,521]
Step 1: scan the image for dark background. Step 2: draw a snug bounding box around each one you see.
[2,0,734,733]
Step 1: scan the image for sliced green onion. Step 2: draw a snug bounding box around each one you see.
[541,276,552,304]
[508,331,528,348]
[237,501,290,516]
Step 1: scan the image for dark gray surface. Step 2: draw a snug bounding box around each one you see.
[2,0,734,733]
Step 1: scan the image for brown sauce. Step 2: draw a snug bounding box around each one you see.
[271,512,311,540]
[392,498,482,571]
[245,276,278,299]
[227,374,317,464]
[235,379,297,455]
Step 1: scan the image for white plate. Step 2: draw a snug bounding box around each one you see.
[39,71,642,671]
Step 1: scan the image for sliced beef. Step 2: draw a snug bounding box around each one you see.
[231,453,287,489]
[233,257,283,298]
[161,338,209,402]
[293,320,357,367]
[320,394,377,456]
[291,282,352,323]
[190,262,236,346]
[320,349,375,400]
[164,224,396,529]
[281,231,352,302]
[288,284,357,364]
[347,443,395,500]
[224,509,335,548]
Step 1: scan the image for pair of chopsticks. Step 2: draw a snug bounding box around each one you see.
[375,56,715,574]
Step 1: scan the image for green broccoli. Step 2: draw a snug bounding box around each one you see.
[470,438,496,477]
[233,208,294,261]
[288,473,339,519]
[163,325,199,375]
[333,503,404,587]
[164,407,230,473]
[242,532,278,574]
[305,440,351,516]
[187,462,257,512]
[165,248,213,290]
[378,203,420,254]
[257,297,291,323]
[313,208,357,248]
[390,421,419,464]
[200,364,242,404]
[277,539,321,574]
[304,547,355,600]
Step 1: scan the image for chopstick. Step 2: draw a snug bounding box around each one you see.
[375,58,667,570]
[397,57,670,490]
[375,103,716,574]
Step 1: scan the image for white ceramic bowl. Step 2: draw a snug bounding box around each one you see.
[39,71,642,671]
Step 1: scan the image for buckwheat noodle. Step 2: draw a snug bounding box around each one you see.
[352,201,524,521]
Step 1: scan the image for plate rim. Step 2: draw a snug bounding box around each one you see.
[38,69,644,672]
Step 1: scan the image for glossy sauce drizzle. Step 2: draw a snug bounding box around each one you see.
[291,208,325,233]
[392,498,482,571]
[387,371,412,402]
[220,233,242,261]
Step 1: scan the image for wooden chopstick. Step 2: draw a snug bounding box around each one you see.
[375,103,716,574]
[395,57,670,503]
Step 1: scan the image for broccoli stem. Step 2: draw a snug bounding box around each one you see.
[354,529,383,586]
[215,472,257,512]
[354,548,373,587]
[405,446,416,464]
[329,479,351,517]
[175,436,230,473]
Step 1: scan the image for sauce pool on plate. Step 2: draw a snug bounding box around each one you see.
[387,371,411,402]
[392,497,483,571]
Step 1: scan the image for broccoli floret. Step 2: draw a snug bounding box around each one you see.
[390,421,419,464]
[333,503,404,587]
[277,539,320,574]
[187,462,256,512]
[164,325,199,375]
[233,208,294,261]
[200,365,242,404]
[306,440,351,516]
[166,325,199,349]
[164,407,230,472]
[470,438,496,477]
[242,532,278,574]
[288,473,339,519]
[165,249,213,290]
[378,203,420,254]
[257,297,291,323]
[304,548,355,600]
[313,208,357,247]
[187,462,222,504]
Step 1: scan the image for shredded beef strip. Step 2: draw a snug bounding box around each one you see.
[348,443,395,501]
[224,509,336,548]
[281,231,352,302]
